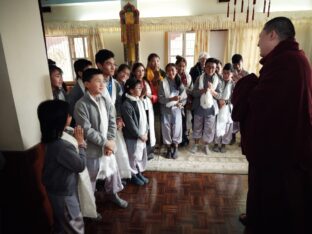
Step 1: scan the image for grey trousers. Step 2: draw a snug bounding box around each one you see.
[214,123,233,144]
[48,193,84,234]
[161,108,182,145]
[125,138,147,175]
[192,114,216,144]
[86,158,123,194]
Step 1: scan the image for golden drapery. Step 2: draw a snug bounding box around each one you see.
[194,30,210,64]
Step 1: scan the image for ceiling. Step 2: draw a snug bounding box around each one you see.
[42,0,312,21]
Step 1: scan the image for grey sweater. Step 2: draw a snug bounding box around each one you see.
[43,139,86,196]
[74,92,116,159]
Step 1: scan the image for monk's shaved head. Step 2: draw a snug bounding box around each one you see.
[263,17,295,41]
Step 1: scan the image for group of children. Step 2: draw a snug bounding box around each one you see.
[40,49,248,233]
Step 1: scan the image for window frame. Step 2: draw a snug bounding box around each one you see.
[46,35,89,81]
[167,31,196,73]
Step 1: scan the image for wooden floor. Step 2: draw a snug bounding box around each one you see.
[85,172,249,234]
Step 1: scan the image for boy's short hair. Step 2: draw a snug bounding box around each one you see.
[74,59,92,78]
[95,49,114,64]
[205,57,218,66]
[223,63,235,72]
[37,100,69,143]
[82,68,103,83]
[231,54,243,64]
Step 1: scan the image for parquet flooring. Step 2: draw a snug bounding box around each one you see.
[85,172,248,234]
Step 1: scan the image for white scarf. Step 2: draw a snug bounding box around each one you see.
[143,80,156,147]
[199,73,218,109]
[88,93,118,180]
[102,77,117,105]
[163,78,187,108]
[61,130,97,218]
[125,93,147,161]
[216,80,233,137]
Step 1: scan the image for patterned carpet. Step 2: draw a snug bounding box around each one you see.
[146,142,248,174]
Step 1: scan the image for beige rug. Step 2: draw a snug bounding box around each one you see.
[146,143,248,174]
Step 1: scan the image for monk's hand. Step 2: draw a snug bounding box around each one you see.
[74,125,84,146]
[140,134,148,142]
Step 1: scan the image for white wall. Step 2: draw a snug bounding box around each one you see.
[209,30,228,64]
[140,31,166,69]
[101,31,166,69]
[0,0,52,151]
[102,32,124,66]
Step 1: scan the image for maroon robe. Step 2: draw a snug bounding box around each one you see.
[232,39,312,234]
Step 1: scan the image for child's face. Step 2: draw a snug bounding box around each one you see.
[222,70,233,81]
[177,61,186,75]
[233,61,243,72]
[130,83,142,97]
[117,68,130,84]
[149,57,160,71]
[204,62,216,77]
[134,66,145,81]
[98,58,115,79]
[166,66,177,80]
[50,70,63,88]
[85,74,105,96]
[216,63,222,74]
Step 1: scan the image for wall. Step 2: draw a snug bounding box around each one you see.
[209,30,228,64]
[0,0,52,151]
[101,31,166,69]
[140,31,166,68]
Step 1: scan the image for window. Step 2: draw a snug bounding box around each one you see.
[168,32,196,73]
[46,36,89,81]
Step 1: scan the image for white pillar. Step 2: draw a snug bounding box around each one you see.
[0,0,53,151]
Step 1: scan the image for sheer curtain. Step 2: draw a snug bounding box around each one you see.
[224,25,262,74]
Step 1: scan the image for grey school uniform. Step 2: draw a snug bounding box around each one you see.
[43,139,86,234]
[53,87,67,101]
[74,92,123,194]
[158,77,186,145]
[68,80,84,117]
[192,73,222,144]
[121,98,148,175]
[214,79,235,145]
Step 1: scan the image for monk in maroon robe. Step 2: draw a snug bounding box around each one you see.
[232,17,312,234]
